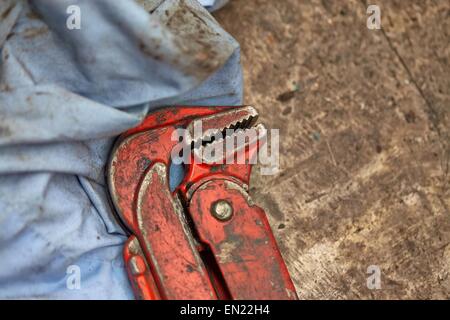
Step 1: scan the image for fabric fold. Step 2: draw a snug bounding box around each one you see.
[0,0,241,299]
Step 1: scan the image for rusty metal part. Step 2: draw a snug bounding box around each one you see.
[123,236,160,300]
[189,179,298,299]
[210,200,233,221]
[135,163,216,299]
[107,105,298,300]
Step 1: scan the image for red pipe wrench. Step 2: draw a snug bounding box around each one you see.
[107,106,297,300]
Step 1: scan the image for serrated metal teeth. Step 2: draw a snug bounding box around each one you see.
[194,123,267,164]
[187,106,259,148]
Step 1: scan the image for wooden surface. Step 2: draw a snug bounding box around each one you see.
[215,0,450,299]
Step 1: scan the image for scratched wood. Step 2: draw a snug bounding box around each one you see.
[215,0,450,299]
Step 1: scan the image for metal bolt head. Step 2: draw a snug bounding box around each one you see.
[211,200,233,221]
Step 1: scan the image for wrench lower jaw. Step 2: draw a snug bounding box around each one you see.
[188,179,298,300]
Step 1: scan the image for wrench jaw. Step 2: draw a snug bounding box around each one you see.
[180,106,268,197]
[188,179,298,300]
[193,123,267,165]
[107,106,298,300]
[186,105,259,148]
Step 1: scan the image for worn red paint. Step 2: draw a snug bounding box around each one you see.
[107,106,298,300]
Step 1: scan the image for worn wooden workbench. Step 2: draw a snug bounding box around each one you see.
[215,0,450,299]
